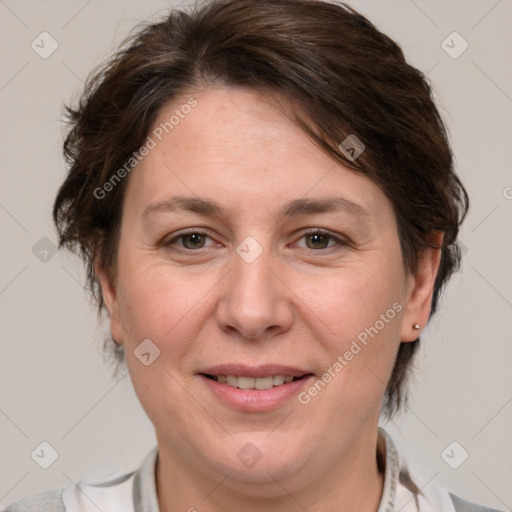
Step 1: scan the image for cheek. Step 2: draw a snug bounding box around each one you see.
[300,256,406,398]
[303,258,405,339]
[114,263,215,422]
[116,259,216,356]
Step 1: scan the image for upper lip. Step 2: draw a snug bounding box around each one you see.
[199,364,313,378]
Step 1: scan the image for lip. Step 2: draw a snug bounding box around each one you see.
[199,365,315,413]
[199,364,311,379]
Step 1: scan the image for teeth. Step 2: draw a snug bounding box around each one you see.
[226,375,238,387]
[255,376,274,389]
[213,375,299,390]
[273,376,285,386]
[238,376,255,389]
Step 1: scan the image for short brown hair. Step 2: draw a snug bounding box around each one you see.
[53,0,469,418]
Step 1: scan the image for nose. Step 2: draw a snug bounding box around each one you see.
[215,240,294,340]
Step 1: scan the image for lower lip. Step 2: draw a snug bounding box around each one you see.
[200,375,314,412]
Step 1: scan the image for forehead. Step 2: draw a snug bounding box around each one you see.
[123,87,390,222]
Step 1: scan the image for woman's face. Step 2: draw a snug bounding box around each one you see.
[99,87,437,491]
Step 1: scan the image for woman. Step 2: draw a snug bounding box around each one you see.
[2,0,503,511]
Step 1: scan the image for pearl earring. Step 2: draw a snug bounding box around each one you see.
[413,323,420,330]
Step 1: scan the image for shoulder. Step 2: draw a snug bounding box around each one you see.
[1,447,157,512]
[1,487,66,512]
[450,492,506,512]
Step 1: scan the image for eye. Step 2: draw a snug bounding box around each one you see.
[162,228,347,253]
[295,229,346,250]
[164,230,216,251]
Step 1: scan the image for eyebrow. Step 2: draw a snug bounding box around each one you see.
[142,195,369,219]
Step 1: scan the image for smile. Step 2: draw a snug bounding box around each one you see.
[199,372,314,412]
[203,374,302,389]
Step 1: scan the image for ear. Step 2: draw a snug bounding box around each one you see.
[400,232,444,342]
[94,258,124,345]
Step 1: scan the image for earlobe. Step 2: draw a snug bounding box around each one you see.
[94,259,124,344]
[400,232,444,342]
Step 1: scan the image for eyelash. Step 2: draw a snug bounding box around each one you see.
[163,228,347,253]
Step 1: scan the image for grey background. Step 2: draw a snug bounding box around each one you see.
[1,0,511,509]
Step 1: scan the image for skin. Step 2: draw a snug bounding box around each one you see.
[96,86,442,512]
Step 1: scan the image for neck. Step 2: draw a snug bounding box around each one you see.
[155,426,385,512]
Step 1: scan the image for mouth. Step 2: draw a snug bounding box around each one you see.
[198,365,315,412]
[200,373,311,390]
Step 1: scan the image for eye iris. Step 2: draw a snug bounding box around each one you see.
[183,233,205,249]
[306,233,329,249]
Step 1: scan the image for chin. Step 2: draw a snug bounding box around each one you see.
[208,434,310,486]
